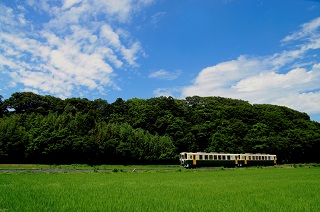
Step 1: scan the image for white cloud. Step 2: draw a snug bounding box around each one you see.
[233,68,315,92]
[181,17,320,115]
[62,0,82,10]
[100,24,142,66]
[151,12,166,27]
[271,92,320,115]
[154,87,182,97]
[182,55,270,96]
[100,24,122,50]
[149,69,181,80]
[0,1,152,97]
[282,17,320,43]
[121,41,142,66]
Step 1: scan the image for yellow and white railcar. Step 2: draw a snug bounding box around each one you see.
[179,152,277,168]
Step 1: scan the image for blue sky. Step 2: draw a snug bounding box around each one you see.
[1,0,320,122]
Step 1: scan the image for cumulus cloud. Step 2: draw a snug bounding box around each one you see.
[181,17,320,115]
[0,1,152,98]
[233,68,314,92]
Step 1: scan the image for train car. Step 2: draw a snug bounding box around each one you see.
[179,152,277,168]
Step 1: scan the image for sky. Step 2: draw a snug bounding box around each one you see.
[1,0,320,122]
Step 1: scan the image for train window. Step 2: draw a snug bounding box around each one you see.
[222,155,225,160]
[268,156,270,160]
[218,155,221,160]
[189,155,192,159]
[249,156,251,160]
[262,156,265,160]
[214,155,217,160]
[205,155,208,160]
[199,155,203,160]
[259,156,261,160]
[227,155,230,160]
[184,153,187,159]
[209,155,213,160]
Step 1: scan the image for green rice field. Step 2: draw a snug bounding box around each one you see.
[0,166,319,211]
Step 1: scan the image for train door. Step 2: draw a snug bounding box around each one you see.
[237,155,242,167]
[192,155,196,166]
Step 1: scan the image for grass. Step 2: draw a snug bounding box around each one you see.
[0,167,320,211]
[0,164,180,171]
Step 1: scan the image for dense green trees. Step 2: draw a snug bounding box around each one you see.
[0,92,319,164]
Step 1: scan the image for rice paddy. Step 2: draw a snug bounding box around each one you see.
[0,166,319,211]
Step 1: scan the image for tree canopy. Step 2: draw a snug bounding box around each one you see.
[0,92,319,164]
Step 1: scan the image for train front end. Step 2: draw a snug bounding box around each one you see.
[179,152,194,168]
[179,152,189,167]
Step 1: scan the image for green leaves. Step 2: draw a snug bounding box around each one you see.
[0,92,319,164]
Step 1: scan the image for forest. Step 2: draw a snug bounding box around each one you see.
[0,92,319,165]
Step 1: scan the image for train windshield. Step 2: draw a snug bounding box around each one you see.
[180,153,187,159]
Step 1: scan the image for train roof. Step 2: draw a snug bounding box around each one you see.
[180,152,276,156]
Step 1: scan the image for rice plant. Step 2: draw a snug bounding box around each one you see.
[0,167,319,211]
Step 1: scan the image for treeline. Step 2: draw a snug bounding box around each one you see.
[0,92,319,164]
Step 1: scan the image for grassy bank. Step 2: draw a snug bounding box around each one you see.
[0,167,319,211]
[0,163,318,171]
[0,164,182,173]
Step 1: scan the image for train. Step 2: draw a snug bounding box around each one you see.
[179,152,277,168]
